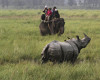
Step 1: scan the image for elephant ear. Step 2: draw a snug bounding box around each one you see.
[76,35,80,41]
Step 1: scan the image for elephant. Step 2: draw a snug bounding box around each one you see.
[39,18,65,36]
[41,33,91,63]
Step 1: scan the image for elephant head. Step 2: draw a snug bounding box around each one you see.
[53,18,65,35]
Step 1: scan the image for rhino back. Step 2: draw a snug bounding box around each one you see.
[48,41,62,56]
[58,42,73,53]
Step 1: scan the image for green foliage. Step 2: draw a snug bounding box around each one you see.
[0,10,100,80]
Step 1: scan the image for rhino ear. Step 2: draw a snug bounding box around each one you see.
[67,37,70,39]
[76,35,80,40]
[64,40,66,41]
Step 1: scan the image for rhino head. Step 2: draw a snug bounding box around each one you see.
[71,33,91,51]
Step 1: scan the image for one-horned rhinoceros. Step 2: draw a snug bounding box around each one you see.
[41,33,91,63]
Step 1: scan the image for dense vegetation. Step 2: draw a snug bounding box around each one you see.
[0,0,100,9]
[0,10,100,80]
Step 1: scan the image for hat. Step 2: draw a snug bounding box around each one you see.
[45,5,47,8]
[55,9,58,11]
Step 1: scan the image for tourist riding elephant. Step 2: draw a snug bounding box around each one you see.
[41,33,91,63]
[39,18,65,36]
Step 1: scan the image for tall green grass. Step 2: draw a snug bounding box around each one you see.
[0,10,100,80]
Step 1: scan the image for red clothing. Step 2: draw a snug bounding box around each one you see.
[46,10,52,16]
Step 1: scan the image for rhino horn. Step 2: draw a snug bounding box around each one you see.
[83,33,88,38]
[76,35,80,40]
